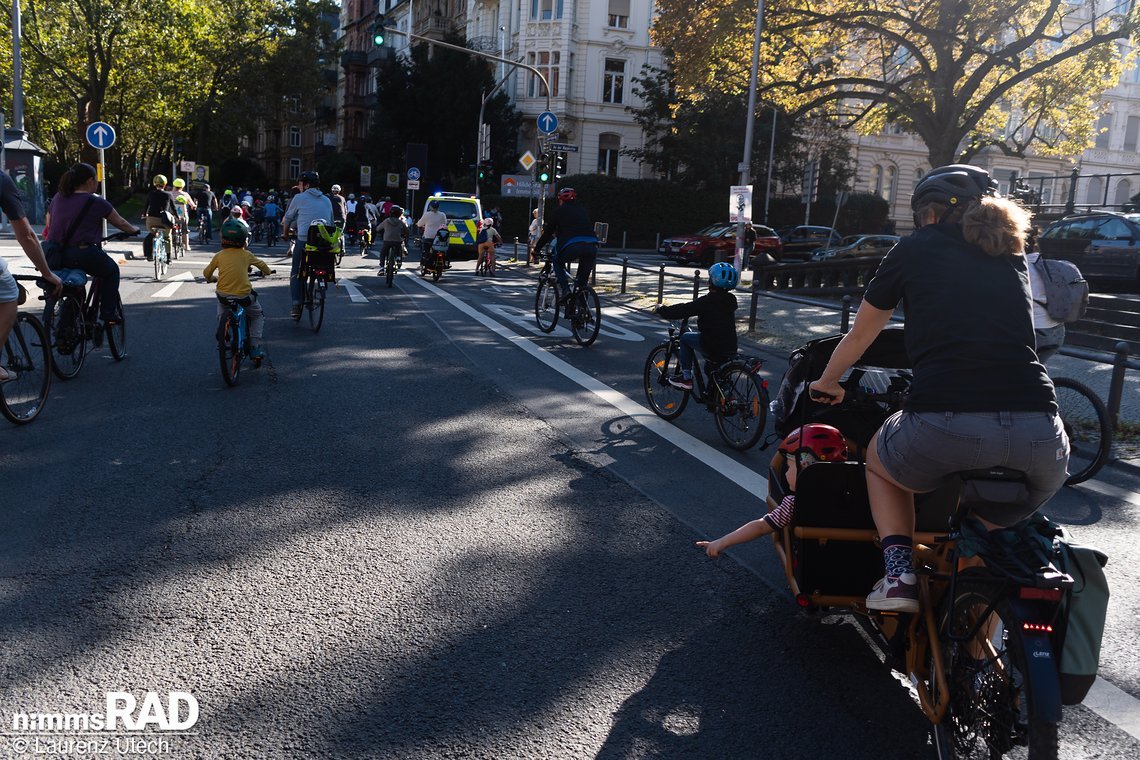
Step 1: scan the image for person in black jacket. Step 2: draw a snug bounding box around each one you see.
[654,262,740,390]
[143,175,177,261]
[532,187,598,297]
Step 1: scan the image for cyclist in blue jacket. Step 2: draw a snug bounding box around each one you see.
[532,188,598,298]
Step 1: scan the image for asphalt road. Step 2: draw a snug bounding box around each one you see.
[1,239,1138,759]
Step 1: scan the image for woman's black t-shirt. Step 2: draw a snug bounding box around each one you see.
[863,223,1055,413]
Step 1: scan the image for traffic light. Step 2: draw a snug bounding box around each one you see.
[554,152,568,178]
[478,161,491,181]
[537,153,552,183]
[373,15,392,46]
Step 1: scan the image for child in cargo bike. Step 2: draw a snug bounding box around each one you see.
[697,424,849,557]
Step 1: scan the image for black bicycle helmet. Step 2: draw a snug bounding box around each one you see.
[299,170,320,187]
[911,164,997,210]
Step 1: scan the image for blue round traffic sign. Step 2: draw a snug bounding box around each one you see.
[537,111,558,134]
[407,167,421,181]
[85,122,116,150]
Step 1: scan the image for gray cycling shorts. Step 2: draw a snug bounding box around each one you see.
[0,256,19,304]
[876,410,1069,526]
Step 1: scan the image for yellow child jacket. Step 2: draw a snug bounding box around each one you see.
[203,247,271,296]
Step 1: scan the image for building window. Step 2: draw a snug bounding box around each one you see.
[607,0,629,28]
[914,167,926,191]
[602,59,626,104]
[869,165,882,196]
[1026,171,1054,205]
[1095,113,1112,149]
[289,126,302,148]
[1125,116,1140,152]
[532,0,564,20]
[527,51,560,97]
[598,133,621,176]
[1115,179,1132,207]
[881,166,897,203]
[1087,177,1104,205]
[288,158,301,180]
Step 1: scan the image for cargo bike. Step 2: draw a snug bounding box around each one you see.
[765,326,1106,759]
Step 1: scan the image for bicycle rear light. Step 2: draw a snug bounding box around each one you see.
[1022,622,1054,633]
[795,594,812,607]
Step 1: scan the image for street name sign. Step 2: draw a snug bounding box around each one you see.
[546,142,579,153]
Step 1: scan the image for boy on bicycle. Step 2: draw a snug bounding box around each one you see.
[203,218,273,359]
[476,217,501,274]
[698,424,848,556]
[653,262,739,391]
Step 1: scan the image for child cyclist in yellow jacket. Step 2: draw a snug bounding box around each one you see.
[203,218,273,359]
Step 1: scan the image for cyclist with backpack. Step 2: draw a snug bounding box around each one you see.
[807,164,1068,613]
[281,170,333,319]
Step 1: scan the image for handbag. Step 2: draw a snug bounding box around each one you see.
[44,194,97,268]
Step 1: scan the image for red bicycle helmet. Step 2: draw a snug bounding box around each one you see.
[778,424,848,464]
[557,187,577,202]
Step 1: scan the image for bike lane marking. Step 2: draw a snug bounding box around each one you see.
[404,272,768,499]
[151,271,194,298]
[338,278,369,303]
[406,271,1140,740]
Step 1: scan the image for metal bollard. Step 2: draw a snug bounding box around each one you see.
[1107,341,1130,433]
[655,232,660,251]
[623,230,628,251]
[693,269,701,299]
[514,236,519,261]
[657,264,666,305]
[621,257,629,294]
[749,278,760,332]
[841,295,853,333]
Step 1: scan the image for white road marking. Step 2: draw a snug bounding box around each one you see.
[405,271,1140,740]
[151,271,193,298]
[404,272,768,499]
[339,278,369,303]
[1071,478,1140,507]
[483,303,645,342]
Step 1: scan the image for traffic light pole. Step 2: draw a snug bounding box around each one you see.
[380,26,552,227]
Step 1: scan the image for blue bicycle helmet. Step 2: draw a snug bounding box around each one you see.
[708,262,739,290]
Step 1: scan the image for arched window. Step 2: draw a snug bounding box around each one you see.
[882,166,897,203]
[869,165,882,196]
[1115,179,1132,208]
[1087,177,1104,205]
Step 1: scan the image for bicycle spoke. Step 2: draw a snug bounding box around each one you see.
[1,314,51,424]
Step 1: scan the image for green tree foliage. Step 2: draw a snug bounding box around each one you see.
[367,37,522,190]
[624,62,854,195]
[0,0,337,192]
[654,0,1140,167]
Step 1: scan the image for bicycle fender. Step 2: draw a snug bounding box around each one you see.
[1012,598,1064,724]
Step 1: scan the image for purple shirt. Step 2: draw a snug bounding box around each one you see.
[47,192,114,246]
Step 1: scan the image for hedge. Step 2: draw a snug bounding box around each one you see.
[477,175,891,248]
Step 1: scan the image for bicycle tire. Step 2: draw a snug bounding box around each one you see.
[386,252,396,288]
[643,343,689,420]
[931,574,1060,760]
[535,280,559,333]
[46,295,87,380]
[153,236,167,280]
[308,278,326,333]
[216,313,240,386]
[713,363,768,450]
[1,313,51,424]
[1053,376,1111,485]
[570,287,602,347]
[105,295,126,361]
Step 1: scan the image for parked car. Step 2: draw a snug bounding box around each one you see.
[778,226,844,261]
[1037,212,1140,287]
[658,222,783,266]
[810,234,900,261]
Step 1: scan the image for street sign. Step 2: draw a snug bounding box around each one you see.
[408,167,421,181]
[386,172,400,188]
[501,175,553,197]
[537,111,558,134]
[546,142,579,153]
[179,160,196,173]
[408,179,421,190]
[729,185,753,223]
[85,122,115,150]
[519,151,536,171]
[360,165,372,188]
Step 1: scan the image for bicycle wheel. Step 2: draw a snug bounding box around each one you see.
[643,343,690,420]
[535,280,560,333]
[1053,377,1111,485]
[46,295,87,379]
[713,363,769,450]
[308,277,326,333]
[217,313,241,386]
[931,574,1059,760]
[386,251,396,288]
[1,313,51,424]
[105,295,126,361]
[570,287,602,347]
[153,236,167,280]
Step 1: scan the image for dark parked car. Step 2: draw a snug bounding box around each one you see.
[778,225,844,261]
[659,223,782,266]
[1037,212,1140,286]
[810,234,900,261]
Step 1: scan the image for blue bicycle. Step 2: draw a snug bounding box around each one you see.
[215,271,274,386]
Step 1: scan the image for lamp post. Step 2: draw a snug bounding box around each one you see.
[733,0,764,271]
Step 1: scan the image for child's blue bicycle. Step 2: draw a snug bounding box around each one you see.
[215,270,274,387]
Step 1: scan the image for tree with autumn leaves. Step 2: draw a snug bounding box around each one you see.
[653,0,1140,168]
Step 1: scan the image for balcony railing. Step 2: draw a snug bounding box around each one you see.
[340,50,367,68]
[413,15,456,38]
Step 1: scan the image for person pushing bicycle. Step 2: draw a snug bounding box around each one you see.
[653,262,740,391]
[203,218,273,360]
[532,188,598,299]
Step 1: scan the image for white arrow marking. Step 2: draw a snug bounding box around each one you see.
[339,278,368,303]
[151,271,193,298]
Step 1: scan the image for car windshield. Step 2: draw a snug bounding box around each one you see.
[694,224,731,236]
[432,199,480,221]
[840,235,863,246]
[754,226,778,237]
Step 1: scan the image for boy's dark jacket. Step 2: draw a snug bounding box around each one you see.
[657,289,739,359]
